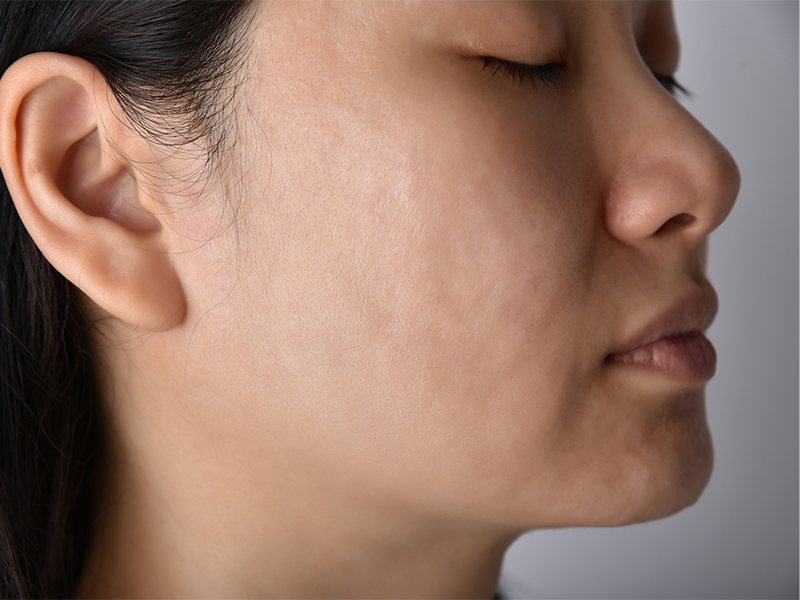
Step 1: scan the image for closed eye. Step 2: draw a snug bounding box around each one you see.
[481,56,688,98]
[652,73,690,97]
[481,57,565,89]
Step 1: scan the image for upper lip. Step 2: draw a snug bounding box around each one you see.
[608,288,719,357]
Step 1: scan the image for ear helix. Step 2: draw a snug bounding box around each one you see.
[0,52,187,331]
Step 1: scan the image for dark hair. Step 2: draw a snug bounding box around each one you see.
[0,1,253,596]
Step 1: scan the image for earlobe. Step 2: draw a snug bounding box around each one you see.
[0,53,186,331]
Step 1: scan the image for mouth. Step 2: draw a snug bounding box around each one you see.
[606,290,719,385]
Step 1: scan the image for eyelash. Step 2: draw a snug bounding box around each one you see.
[481,56,690,97]
[481,56,565,89]
[653,73,690,97]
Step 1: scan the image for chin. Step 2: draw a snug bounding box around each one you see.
[613,393,715,527]
[493,389,715,531]
[554,391,716,530]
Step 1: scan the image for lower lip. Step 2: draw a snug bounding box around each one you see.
[607,332,717,384]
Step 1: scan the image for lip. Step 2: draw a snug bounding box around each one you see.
[606,289,719,384]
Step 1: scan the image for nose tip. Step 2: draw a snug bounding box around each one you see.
[605,106,740,249]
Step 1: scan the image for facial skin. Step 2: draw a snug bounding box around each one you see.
[187,0,737,525]
[1,1,739,597]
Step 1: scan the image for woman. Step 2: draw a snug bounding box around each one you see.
[0,0,739,597]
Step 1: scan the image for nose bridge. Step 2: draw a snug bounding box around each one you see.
[601,55,740,248]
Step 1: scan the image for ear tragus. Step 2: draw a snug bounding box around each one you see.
[0,53,186,331]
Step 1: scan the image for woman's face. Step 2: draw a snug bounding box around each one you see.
[174,0,738,531]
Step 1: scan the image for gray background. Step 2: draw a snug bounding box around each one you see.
[499,1,799,598]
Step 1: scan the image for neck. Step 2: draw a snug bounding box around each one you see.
[77,401,517,599]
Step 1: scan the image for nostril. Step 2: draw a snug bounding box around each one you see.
[655,212,695,235]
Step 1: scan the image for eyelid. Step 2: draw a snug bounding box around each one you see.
[481,56,565,89]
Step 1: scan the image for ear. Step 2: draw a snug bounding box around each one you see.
[0,53,186,331]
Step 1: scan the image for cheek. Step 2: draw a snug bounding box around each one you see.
[230,87,603,492]
[389,104,601,401]
[232,15,602,435]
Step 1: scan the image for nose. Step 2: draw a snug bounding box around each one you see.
[602,66,740,250]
